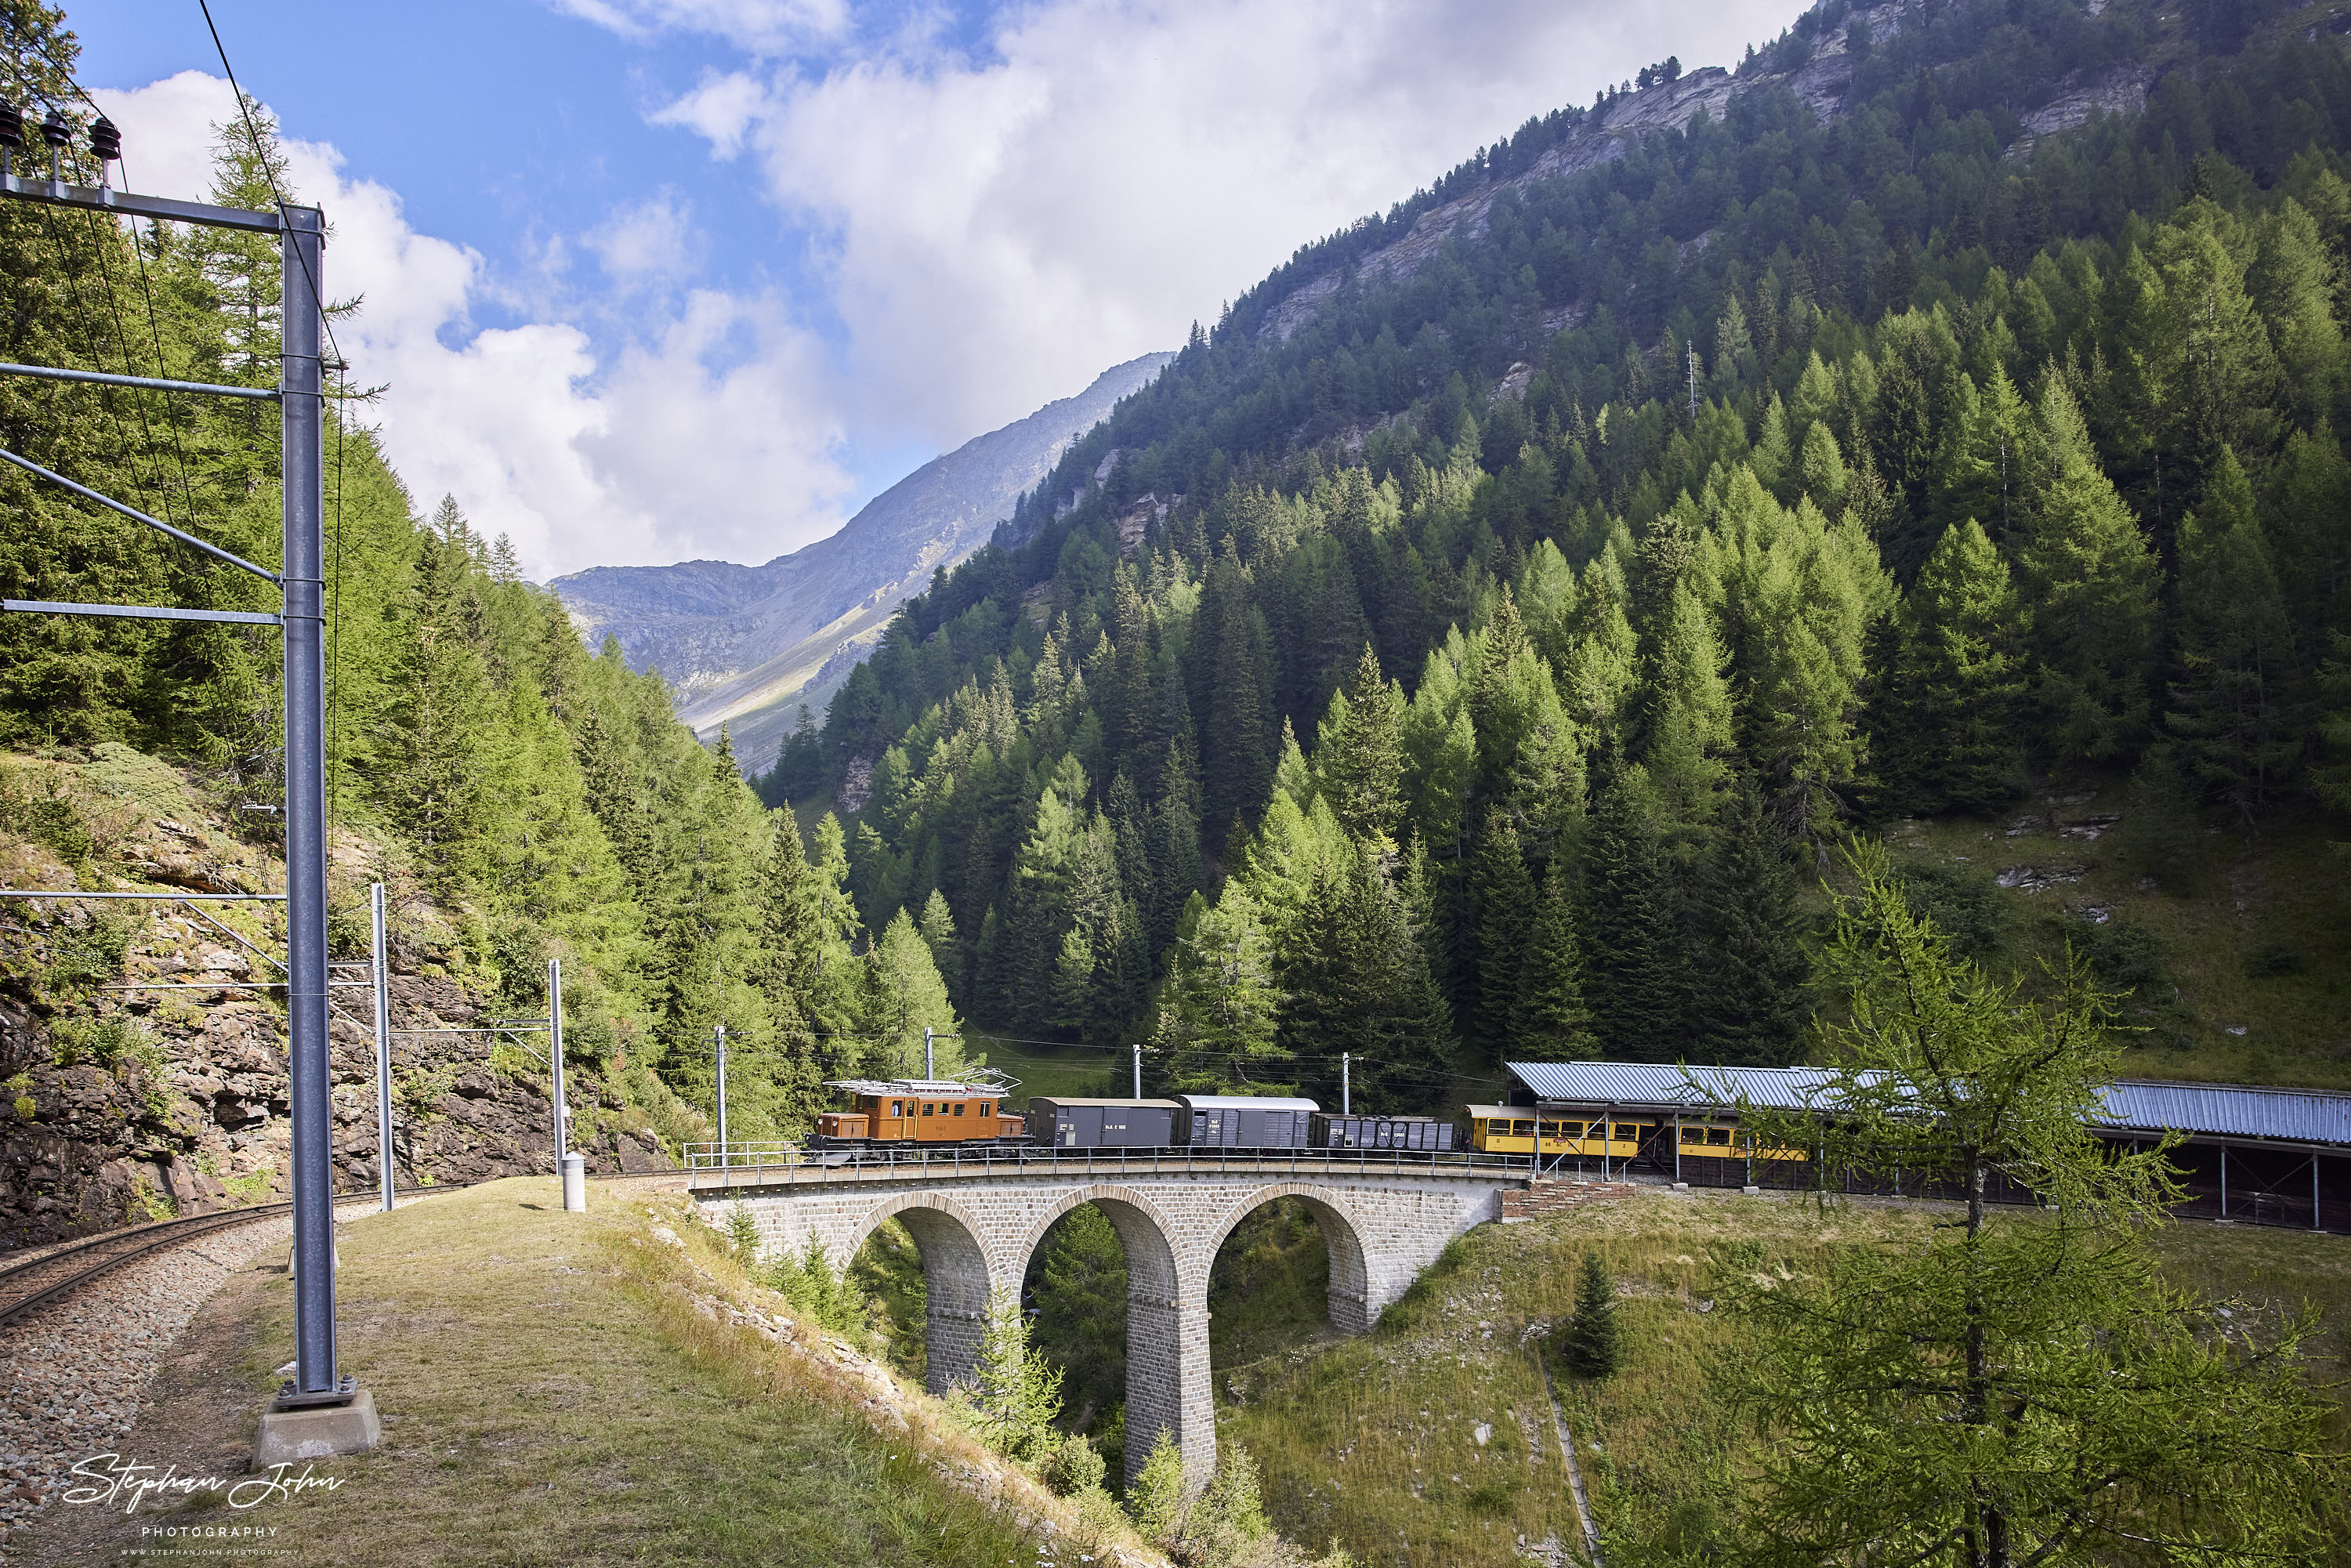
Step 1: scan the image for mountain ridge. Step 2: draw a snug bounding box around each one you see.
[552,350,1175,768]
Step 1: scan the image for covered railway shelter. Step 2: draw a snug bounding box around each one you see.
[1501,1061,2351,1232]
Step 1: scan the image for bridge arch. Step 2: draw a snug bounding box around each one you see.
[1202,1182,1375,1334]
[1016,1186,1204,1493]
[845,1192,995,1395]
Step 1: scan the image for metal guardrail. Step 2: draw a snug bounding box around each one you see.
[681,1142,1536,1188]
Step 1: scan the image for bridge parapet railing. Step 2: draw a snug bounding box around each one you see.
[683,1143,1537,1191]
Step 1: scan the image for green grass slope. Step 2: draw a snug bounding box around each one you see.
[1882,774,2351,1089]
[1216,1190,2351,1567]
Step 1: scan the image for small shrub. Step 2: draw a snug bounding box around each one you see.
[221,1164,276,1204]
[2077,918,2165,994]
[1124,1427,1187,1543]
[2246,941,2306,979]
[1896,860,2005,957]
[726,1209,760,1258]
[1041,1431,1107,1497]
[766,1236,870,1338]
[1091,1403,1125,1492]
[0,766,95,865]
[12,1094,34,1121]
[127,1173,176,1224]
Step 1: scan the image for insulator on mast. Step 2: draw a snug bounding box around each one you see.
[0,102,21,150]
[89,117,120,167]
[39,108,69,150]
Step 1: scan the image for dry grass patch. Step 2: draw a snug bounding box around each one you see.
[38,1177,1117,1566]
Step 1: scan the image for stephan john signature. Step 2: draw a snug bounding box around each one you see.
[61,1454,346,1514]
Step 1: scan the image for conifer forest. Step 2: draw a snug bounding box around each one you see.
[8,0,2351,1150]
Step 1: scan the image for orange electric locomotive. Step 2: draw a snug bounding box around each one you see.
[811,1074,1027,1150]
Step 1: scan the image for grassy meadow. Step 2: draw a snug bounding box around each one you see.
[1879,774,2351,1091]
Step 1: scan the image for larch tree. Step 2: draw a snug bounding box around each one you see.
[1722,845,2343,1568]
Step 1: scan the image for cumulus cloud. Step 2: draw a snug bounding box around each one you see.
[89,73,854,579]
[645,0,1803,446]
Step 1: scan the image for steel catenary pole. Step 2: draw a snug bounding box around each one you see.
[281,203,337,1400]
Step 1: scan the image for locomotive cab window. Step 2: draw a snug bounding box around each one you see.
[1707,1127,1731,1146]
[1614,1124,1636,1140]
[1681,1126,1704,1144]
[954,1103,965,1117]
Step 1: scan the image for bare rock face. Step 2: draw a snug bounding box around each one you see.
[0,748,668,1256]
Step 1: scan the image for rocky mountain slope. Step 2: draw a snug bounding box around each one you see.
[1248,0,2153,349]
[0,745,671,1252]
[552,352,1173,773]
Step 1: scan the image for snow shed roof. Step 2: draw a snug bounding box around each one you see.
[1504,1063,2351,1149]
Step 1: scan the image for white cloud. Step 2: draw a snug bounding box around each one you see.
[90,74,855,580]
[585,190,701,284]
[549,0,849,53]
[646,0,1806,447]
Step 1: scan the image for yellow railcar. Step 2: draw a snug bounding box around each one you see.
[1464,1104,1647,1161]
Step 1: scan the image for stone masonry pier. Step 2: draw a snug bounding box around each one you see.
[691,1149,1529,1489]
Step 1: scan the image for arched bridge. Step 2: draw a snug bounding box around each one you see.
[692,1148,1531,1489]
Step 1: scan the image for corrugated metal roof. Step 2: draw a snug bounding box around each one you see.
[1505,1063,2351,1148]
[2093,1081,2351,1146]
[1507,1060,1863,1111]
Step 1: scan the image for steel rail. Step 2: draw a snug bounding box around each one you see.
[0,1183,460,1331]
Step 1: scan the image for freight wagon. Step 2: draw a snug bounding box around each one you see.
[1311,1114,1456,1151]
[1027,1097,1185,1150]
[1177,1095,1317,1150]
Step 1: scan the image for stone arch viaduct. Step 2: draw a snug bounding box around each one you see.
[693,1150,1527,1489]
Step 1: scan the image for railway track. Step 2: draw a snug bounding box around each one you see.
[0,1187,449,1331]
[0,1166,689,1334]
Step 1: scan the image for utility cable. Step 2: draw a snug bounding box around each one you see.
[76,208,189,535]
[193,0,346,378]
[30,205,177,538]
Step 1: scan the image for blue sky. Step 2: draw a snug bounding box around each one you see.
[77,0,1801,578]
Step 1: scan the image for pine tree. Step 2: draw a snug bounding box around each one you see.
[1639,581,1737,830]
[1581,768,1688,1059]
[382,503,499,892]
[1469,816,1536,1057]
[2020,378,2159,762]
[866,909,961,1079]
[1690,777,1811,1066]
[917,888,962,1005]
[1558,1251,1623,1376]
[1146,738,1204,955]
[1315,643,1407,844]
[962,1287,1063,1462]
[1154,886,1284,1094]
[1512,861,1598,1061]
[2164,451,2297,819]
[1872,520,2025,814]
